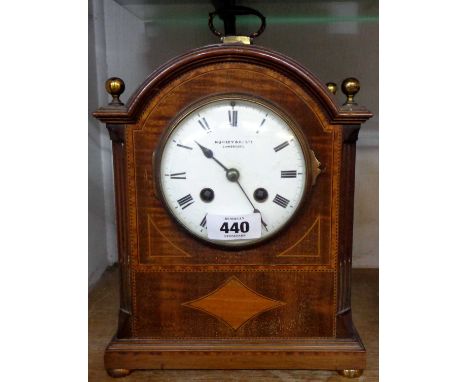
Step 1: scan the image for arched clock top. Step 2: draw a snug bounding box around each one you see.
[93,44,372,125]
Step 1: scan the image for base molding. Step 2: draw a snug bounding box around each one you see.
[104,337,366,372]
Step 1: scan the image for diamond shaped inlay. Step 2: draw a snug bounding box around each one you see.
[182,276,286,330]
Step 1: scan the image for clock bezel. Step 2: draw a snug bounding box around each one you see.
[152,93,316,249]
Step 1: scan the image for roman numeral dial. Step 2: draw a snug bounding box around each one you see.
[166,172,186,179]
[228,110,238,126]
[177,194,194,209]
[273,194,290,208]
[159,98,308,246]
[274,141,289,152]
[200,214,207,228]
[281,170,297,178]
[198,117,210,131]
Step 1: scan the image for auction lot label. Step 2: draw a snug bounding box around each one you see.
[207,213,261,240]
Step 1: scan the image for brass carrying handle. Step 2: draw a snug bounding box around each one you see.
[208,6,266,39]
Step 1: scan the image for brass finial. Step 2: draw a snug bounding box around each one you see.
[326,82,338,95]
[341,77,360,105]
[105,77,125,106]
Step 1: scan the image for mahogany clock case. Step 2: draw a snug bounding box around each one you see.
[93,43,372,374]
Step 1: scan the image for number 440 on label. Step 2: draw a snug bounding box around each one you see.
[207,213,262,240]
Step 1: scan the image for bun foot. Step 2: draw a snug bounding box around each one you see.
[338,369,363,378]
[107,368,131,378]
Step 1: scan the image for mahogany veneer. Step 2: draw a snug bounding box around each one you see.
[93,43,372,377]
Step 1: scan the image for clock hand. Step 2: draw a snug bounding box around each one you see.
[195,140,268,231]
[234,180,269,232]
[195,141,229,171]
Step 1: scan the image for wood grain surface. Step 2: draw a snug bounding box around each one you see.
[93,43,372,375]
[89,267,379,381]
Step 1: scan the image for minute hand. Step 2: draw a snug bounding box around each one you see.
[234,180,269,232]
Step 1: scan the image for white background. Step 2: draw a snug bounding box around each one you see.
[0,1,467,381]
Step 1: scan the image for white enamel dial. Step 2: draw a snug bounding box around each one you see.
[157,97,308,246]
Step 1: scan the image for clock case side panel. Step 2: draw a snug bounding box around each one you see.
[335,125,363,340]
[106,123,133,339]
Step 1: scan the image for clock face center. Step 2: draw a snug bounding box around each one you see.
[226,168,240,182]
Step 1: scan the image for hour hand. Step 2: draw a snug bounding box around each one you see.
[195,141,213,158]
[195,141,228,171]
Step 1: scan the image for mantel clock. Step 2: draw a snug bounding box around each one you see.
[93,13,372,378]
